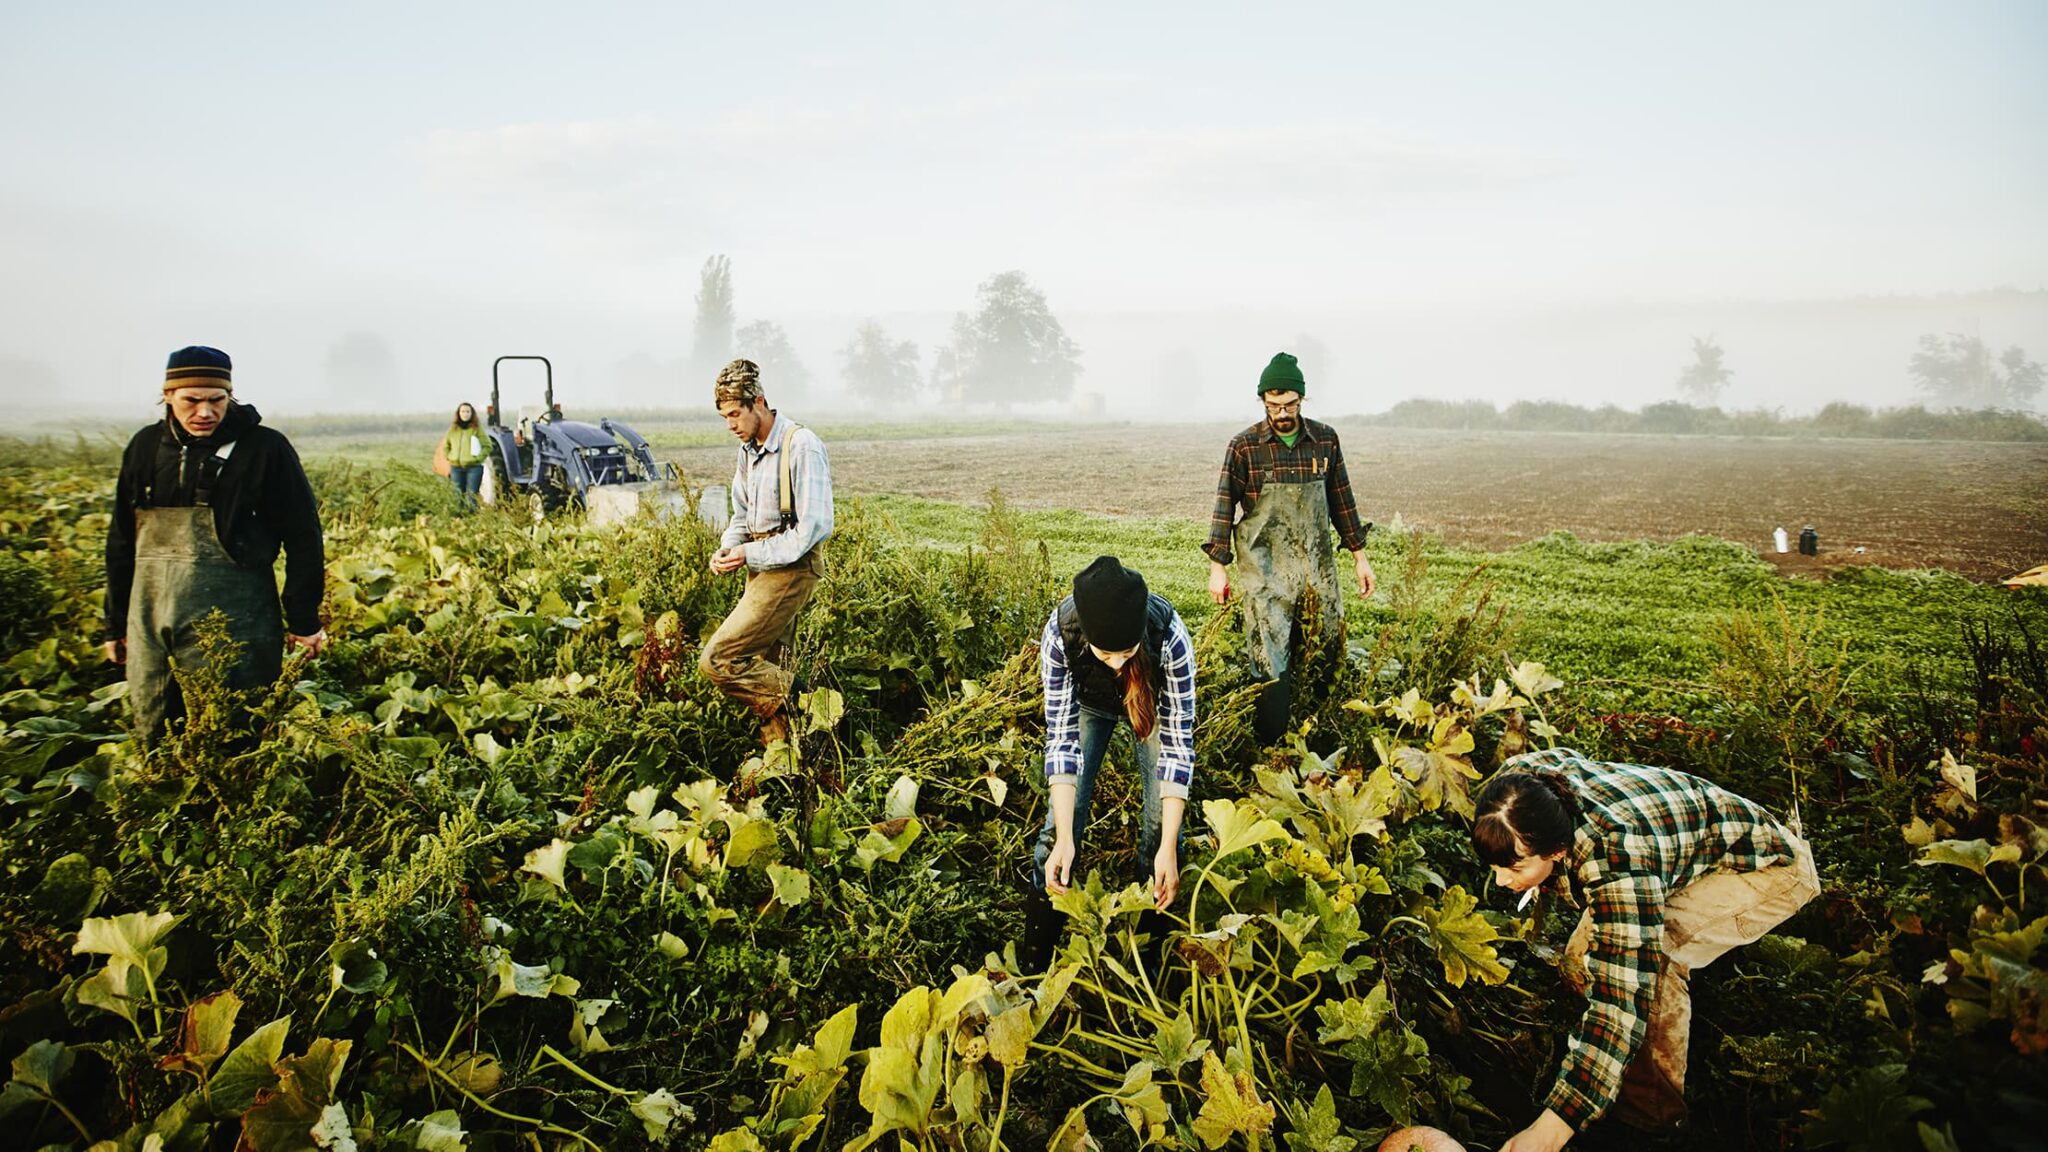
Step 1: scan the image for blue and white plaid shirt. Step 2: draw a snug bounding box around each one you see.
[1038,607,1198,800]
[719,412,834,570]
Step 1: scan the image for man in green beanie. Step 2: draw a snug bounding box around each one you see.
[1204,352,1374,743]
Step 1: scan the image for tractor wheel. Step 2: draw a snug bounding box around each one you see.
[538,465,579,515]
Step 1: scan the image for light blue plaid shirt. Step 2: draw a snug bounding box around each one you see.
[719,413,833,570]
[1038,606,1198,800]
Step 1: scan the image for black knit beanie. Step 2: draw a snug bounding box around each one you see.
[1072,556,1148,652]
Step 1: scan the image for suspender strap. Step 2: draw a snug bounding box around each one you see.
[777,420,801,531]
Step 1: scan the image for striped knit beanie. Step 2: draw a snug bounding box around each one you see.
[164,346,233,392]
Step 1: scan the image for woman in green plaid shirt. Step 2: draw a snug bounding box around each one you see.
[1473,748,1820,1149]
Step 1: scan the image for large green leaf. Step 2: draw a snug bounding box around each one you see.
[208,1015,292,1118]
[1282,1084,1357,1152]
[1416,886,1509,987]
[1315,981,1396,1044]
[9,1039,72,1095]
[328,941,388,996]
[1150,1011,1210,1071]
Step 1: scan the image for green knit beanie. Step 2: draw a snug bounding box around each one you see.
[1258,352,1306,396]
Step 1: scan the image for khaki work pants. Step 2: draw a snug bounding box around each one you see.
[699,545,824,717]
[1564,835,1820,1128]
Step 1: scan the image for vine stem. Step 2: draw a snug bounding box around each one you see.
[399,1042,604,1152]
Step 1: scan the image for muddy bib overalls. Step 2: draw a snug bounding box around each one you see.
[126,440,283,741]
[1231,470,1345,741]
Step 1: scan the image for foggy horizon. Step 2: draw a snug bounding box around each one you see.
[5,2,2045,421]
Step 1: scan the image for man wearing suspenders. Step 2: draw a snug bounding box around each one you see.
[700,358,835,748]
[103,346,328,744]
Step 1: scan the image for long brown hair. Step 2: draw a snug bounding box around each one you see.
[452,402,478,430]
[1119,644,1159,740]
[1471,771,1580,865]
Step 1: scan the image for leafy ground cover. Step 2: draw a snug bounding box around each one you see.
[1,445,2043,1151]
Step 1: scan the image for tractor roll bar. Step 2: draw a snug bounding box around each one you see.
[489,355,553,428]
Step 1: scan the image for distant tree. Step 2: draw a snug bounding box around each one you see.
[841,320,921,407]
[323,332,400,405]
[1910,333,2044,409]
[1675,335,1732,405]
[736,320,811,400]
[929,345,963,403]
[690,255,735,381]
[942,270,1081,406]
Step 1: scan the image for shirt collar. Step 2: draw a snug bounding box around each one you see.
[747,411,784,461]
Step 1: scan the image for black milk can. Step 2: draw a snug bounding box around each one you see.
[1798,525,1818,556]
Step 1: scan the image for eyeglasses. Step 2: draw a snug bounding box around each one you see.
[1263,400,1301,415]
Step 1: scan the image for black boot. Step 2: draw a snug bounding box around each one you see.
[1020,895,1062,975]
[1253,670,1291,745]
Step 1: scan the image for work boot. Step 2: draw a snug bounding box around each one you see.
[1253,673,1291,745]
[759,710,792,748]
[1020,894,1063,974]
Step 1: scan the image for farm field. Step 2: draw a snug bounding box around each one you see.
[1,440,2044,1152]
[657,424,2048,583]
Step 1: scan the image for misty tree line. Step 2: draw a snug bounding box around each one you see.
[689,257,1081,408]
[1676,332,2044,410]
[303,258,2042,415]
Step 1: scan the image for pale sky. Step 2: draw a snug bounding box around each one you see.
[4,1,2045,414]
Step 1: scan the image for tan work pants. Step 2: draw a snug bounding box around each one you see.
[1564,834,1820,1128]
[699,545,824,717]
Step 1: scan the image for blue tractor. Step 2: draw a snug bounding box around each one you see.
[481,355,669,513]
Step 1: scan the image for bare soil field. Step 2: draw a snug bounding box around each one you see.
[668,424,2048,581]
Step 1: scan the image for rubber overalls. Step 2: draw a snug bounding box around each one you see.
[1231,475,1345,743]
[125,460,284,742]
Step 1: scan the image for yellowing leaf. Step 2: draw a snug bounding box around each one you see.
[725,816,780,870]
[985,1005,1034,1069]
[631,1089,692,1141]
[520,839,572,892]
[1191,1050,1276,1149]
[159,989,242,1081]
[1917,839,2022,877]
[1205,798,1291,861]
[1508,659,1564,699]
[74,910,180,970]
[1937,751,1977,802]
[766,863,813,907]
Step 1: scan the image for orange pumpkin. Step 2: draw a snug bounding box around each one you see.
[1377,1127,1466,1152]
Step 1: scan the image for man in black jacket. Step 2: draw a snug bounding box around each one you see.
[103,346,327,743]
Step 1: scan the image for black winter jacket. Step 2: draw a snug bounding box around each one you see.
[103,403,326,639]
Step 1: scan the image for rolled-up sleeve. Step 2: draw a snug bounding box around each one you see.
[1041,611,1083,784]
[1544,871,1666,1130]
[1154,614,1197,799]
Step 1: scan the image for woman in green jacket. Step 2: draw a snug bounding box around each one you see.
[441,402,488,504]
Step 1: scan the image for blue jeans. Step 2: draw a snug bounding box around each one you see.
[1033,706,1167,891]
[448,464,484,503]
